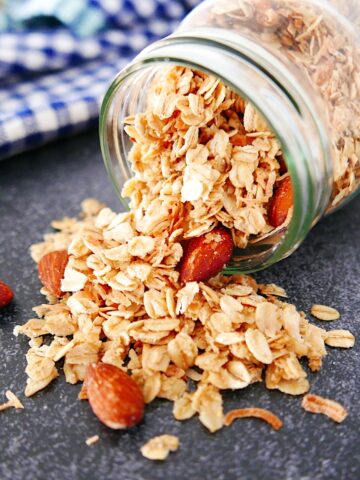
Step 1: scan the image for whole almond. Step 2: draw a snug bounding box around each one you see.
[86,362,145,429]
[38,250,69,297]
[179,226,234,284]
[0,280,14,308]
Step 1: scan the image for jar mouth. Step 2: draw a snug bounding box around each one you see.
[100,30,332,273]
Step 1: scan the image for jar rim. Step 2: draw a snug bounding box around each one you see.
[100,31,333,272]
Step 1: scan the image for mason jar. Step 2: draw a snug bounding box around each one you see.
[99,0,360,273]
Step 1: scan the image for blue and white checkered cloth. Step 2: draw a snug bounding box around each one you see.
[0,0,202,160]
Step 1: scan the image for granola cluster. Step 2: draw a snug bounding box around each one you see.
[123,66,286,249]
[15,199,354,432]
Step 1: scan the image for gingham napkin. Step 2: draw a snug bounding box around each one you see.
[0,0,201,160]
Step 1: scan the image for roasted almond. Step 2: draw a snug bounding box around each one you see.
[268,176,293,228]
[38,250,68,297]
[179,227,234,284]
[86,362,145,429]
[230,133,253,147]
[0,280,14,308]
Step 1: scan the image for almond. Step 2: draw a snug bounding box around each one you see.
[86,362,145,429]
[38,250,69,297]
[230,133,253,147]
[267,176,293,227]
[0,280,14,308]
[179,226,234,284]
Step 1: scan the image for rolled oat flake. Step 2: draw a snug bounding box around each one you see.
[100,0,360,273]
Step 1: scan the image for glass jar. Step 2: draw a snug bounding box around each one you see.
[99,0,360,273]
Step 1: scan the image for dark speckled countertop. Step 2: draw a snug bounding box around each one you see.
[0,130,359,480]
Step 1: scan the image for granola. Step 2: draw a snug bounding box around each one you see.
[123,66,284,250]
[14,200,355,433]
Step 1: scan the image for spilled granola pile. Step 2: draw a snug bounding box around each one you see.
[15,198,355,432]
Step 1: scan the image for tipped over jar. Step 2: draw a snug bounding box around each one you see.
[100,0,360,273]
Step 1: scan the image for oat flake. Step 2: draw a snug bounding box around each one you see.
[140,435,179,460]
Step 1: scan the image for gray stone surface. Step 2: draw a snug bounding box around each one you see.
[0,130,359,480]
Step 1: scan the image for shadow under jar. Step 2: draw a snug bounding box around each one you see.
[100,0,360,273]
